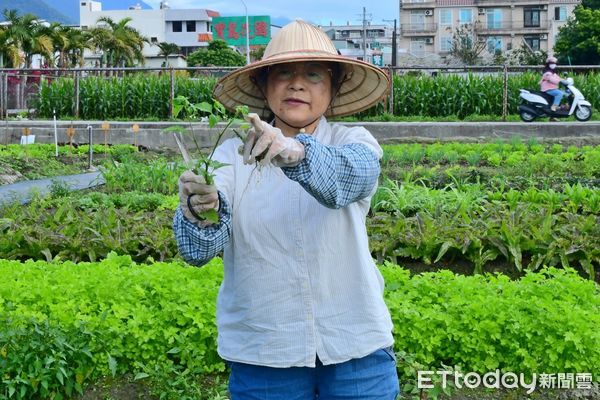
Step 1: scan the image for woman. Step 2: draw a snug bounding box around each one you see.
[174,20,399,400]
[540,56,567,111]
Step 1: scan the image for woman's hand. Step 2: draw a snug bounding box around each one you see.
[243,113,305,167]
[179,170,219,225]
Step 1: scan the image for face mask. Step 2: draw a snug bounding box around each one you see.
[549,64,557,69]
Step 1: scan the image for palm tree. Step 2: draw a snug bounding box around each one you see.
[88,17,146,68]
[156,42,179,67]
[2,9,53,68]
[0,27,22,68]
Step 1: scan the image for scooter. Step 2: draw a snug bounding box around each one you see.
[518,77,593,122]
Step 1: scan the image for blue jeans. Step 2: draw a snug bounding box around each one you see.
[228,347,400,400]
[545,89,566,107]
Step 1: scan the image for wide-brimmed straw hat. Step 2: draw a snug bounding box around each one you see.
[213,20,390,118]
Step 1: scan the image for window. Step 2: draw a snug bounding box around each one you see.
[186,21,196,32]
[524,36,540,51]
[486,36,502,53]
[524,8,540,27]
[459,9,472,24]
[440,9,452,28]
[440,36,453,52]
[410,38,426,56]
[172,21,182,32]
[554,6,567,21]
[487,9,502,29]
[150,37,158,43]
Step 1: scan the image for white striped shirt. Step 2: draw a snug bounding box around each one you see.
[174,117,394,367]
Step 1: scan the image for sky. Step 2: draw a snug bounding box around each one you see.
[143,0,399,27]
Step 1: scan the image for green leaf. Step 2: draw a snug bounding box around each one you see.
[198,102,213,114]
[107,354,117,377]
[134,372,150,380]
[201,209,219,224]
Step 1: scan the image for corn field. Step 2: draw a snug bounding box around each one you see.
[35,73,217,120]
[31,70,600,120]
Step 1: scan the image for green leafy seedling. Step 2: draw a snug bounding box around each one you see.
[165,98,249,223]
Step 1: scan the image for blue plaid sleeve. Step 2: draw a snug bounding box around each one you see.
[281,134,380,209]
[173,191,232,267]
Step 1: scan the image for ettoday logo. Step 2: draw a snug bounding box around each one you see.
[417,370,594,394]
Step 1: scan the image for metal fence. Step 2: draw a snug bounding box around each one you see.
[1,65,599,120]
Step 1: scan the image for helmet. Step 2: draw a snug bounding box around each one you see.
[546,56,558,64]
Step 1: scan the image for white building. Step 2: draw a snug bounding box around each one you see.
[79,0,219,67]
[322,23,395,66]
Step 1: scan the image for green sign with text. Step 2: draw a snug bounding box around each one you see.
[212,16,271,46]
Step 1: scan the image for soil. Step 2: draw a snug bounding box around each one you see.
[81,375,158,400]
[394,257,600,283]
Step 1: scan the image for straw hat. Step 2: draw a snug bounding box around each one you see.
[213,20,390,118]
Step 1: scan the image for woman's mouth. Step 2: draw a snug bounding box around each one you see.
[284,98,308,105]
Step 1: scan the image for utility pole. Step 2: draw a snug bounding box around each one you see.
[362,7,367,61]
[384,18,398,66]
[392,19,397,66]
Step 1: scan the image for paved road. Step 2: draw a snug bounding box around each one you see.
[0,171,104,205]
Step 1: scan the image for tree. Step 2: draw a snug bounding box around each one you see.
[156,42,179,67]
[509,42,548,65]
[581,0,600,9]
[88,17,146,67]
[250,45,266,61]
[1,9,53,68]
[0,27,22,68]
[449,24,486,65]
[554,5,600,65]
[186,39,245,67]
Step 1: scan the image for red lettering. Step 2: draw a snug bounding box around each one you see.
[228,22,240,39]
[254,21,268,37]
[213,22,225,39]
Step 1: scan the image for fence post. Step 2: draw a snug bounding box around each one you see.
[502,65,508,122]
[169,67,175,119]
[2,73,7,120]
[387,66,394,116]
[74,70,80,118]
[0,73,3,120]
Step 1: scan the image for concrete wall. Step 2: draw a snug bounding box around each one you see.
[2,121,599,151]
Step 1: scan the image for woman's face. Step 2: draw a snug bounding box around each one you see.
[265,62,333,136]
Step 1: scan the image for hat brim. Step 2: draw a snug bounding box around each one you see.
[213,54,390,119]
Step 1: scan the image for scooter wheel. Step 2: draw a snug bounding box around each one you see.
[519,110,536,122]
[575,105,592,121]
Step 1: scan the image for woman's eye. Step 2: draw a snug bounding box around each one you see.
[307,71,323,82]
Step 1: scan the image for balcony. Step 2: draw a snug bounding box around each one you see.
[474,0,549,6]
[400,1,436,9]
[401,23,438,36]
[474,20,548,34]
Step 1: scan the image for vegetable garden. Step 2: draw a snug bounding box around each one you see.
[0,138,598,399]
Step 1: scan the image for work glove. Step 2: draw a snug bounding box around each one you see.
[242,113,305,167]
[178,170,219,226]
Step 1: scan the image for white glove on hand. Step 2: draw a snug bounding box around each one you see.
[179,170,219,226]
[243,113,305,167]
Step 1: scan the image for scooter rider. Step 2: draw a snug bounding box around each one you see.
[540,56,569,111]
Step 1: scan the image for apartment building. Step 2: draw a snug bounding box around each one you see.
[398,0,580,62]
[79,0,219,67]
[322,23,396,65]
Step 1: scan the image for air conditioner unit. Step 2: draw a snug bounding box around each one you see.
[541,5,547,10]
[478,8,485,15]
[424,9,433,17]
[540,33,548,40]
[425,37,434,44]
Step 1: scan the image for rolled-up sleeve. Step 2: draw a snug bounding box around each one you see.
[282,134,380,209]
[173,191,232,266]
